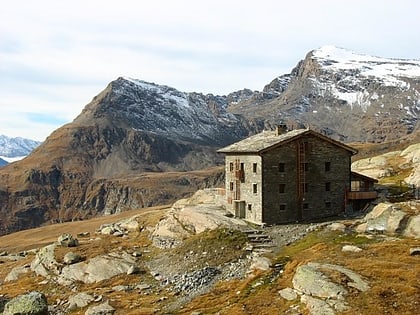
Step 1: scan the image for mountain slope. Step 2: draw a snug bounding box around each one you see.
[229,46,420,142]
[0,46,419,235]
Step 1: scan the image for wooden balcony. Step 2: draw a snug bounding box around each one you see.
[347,190,378,200]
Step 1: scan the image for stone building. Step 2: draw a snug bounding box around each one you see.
[217,127,360,224]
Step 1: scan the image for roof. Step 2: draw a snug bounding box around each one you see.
[351,171,378,183]
[217,128,358,155]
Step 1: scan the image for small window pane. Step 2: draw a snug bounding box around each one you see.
[279,183,286,193]
[325,182,331,191]
[279,163,285,172]
[253,183,258,194]
[279,204,286,211]
[325,162,331,172]
[253,163,257,173]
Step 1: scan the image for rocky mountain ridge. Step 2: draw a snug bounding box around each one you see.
[0,46,420,235]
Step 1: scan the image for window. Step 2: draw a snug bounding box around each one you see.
[240,163,245,183]
[303,203,309,210]
[325,161,331,172]
[229,182,234,191]
[325,201,331,209]
[248,204,252,211]
[325,182,331,191]
[279,183,286,193]
[279,163,285,172]
[229,162,234,172]
[279,204,286,211]
[253,183,258,194]
[253,163,257,173]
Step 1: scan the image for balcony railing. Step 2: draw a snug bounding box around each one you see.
[347,191,378,200]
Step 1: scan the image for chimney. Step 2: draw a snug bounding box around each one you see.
[276,124,288,135]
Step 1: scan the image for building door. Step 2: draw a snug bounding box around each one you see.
[234,201,246,218]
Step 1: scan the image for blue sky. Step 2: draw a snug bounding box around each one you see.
[1,0,419,141]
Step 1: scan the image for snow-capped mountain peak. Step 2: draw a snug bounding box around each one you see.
[0,135,41,160]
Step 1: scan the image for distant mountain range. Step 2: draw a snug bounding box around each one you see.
[0,46,419,235]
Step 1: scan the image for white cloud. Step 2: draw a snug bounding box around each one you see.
[1,0,420,140]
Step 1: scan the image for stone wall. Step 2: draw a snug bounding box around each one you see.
[262,134,352,224]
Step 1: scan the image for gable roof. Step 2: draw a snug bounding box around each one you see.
[351,171,378,183]
[217,128,358,155]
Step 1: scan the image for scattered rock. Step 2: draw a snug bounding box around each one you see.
[327,222,346,232]
[342,245,363,253]
[300,294,335,315]
[5,265,30,282]
[409,247,420,256]
[279,288,298,301]
[0,251,8,256]
[59,253,138,284]
[77,232,91,238]
[403,215,420,239]
[127,265,140,275]
[135,284,152,291]
[63,252,82,265]
[58,233,79,247]
[292,262,369,314]
[85,301,115,315]
[111,285,131,292]
[68,292,95,309]
[249,256,271,272]
[3,291,48,315]
[30,244,61,277]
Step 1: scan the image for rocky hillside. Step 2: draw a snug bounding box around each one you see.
[0,189,418,314]
[1,46,420,235]
[229,46,420,142]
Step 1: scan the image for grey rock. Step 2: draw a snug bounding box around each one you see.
[135,284,152,291]
[68,292,95,309]
[63,252,82,265]
[342,245,363,252]
[293,263,347,299]
[58,233,79,247]
[279,287,298,301]
[5,265,30,282]
[30,244,61,277]
[60,253,137,284]
[85,301,115,315]
[111,285,131,292]
[403,215,420,239]
[3,291,48,315]
[127,265,140,275]
[301,294,335,315]
[327,222,346,232]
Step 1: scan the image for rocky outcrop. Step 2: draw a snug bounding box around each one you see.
[282,262,369,315]
[151,189,247,248]
[3,291,48,315]
[355,202,420,238]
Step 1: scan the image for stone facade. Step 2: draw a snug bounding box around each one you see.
[220,129,356,225]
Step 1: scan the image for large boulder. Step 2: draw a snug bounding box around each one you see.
[30,244,61,277]
[59,252,138,284]
[292,262,369,315]
[356,202,419,238]
[3,291,48,315]
[151,189,246,248]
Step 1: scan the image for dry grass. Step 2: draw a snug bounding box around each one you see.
[0,208,419,315]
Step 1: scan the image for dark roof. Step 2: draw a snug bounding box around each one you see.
[217,129,358,155]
